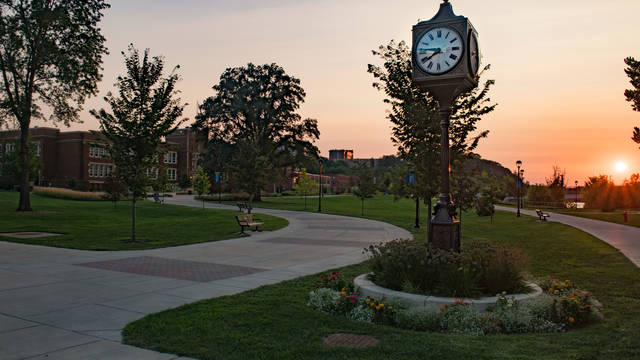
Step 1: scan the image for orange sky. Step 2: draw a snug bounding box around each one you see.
[28,0,640,184]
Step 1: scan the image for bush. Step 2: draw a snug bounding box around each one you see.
[539,276,603,327]
[396,307,441,331]
[307,288,339,314]
[365,239,529,298]
[33,186,104,201]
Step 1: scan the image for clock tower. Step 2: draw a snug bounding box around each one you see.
[412,0,480,252]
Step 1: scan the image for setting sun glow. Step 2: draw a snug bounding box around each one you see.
[615,161,629,173]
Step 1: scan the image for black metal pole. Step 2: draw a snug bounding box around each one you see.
[516,161,521,217]
[414,197,420,228]
[318,162,322,212]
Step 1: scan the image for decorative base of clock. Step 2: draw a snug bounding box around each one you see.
[428,205,461,252]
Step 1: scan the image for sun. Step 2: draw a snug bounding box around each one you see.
[615,161,628,173]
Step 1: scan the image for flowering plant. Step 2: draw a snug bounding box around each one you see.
[540,276,601,326]
[364,296,398,325]
[314,272,355,293]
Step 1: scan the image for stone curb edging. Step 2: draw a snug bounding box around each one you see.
[354,274,543,312]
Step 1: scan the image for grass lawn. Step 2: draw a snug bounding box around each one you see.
[0,191,288,250]
[124,195,640,359]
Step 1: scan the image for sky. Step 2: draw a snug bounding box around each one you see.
[30,0,640,185]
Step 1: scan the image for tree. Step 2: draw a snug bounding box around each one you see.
[192,166,211,209]
[353,163,377,216]
[546,165,566,204]
[624,57,640,147]
[526,184,552,204]
[293,168,316,210]
[91,46,187,242]
[451,165,480,222]
[476,176,502,223]
[103,173,125,208]
[367,40,496,227]
[194,63,320,202]
[583,175,617,212]
[0,0,109,211]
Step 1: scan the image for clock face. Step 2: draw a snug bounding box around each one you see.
[415,27,464,75]
[469,31,480,76]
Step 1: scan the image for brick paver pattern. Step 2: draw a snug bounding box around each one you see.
[78,256,265,282]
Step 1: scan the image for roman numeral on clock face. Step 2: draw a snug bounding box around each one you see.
[449,54,457,60]
[427,62,434,69]
[436,63,441,71]
[437,30,442,38]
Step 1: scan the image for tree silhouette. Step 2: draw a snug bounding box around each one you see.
[0,0,109,210]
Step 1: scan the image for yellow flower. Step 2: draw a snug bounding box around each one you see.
[554,290,559,294]
[388,306,393,310]
[365,298,370,303]
[370,303,375,308]
[548,288,553,292]
[568,317,575,323]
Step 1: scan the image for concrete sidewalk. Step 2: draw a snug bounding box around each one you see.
[496,205,640,267]
[0,196,410,360]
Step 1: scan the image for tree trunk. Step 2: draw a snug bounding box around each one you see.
[131,196,136,242]
[17,125,32,211]
[427,197,432,233]
[254,190,261,203]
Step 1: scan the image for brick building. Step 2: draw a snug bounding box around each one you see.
[329,149,354,161]
[0,127,203,191]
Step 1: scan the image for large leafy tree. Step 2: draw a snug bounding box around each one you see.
[624,57,640,146]
[194,63,320,202]
[91,45,187,242]
[368,40,496,223]
[0,0,109,211]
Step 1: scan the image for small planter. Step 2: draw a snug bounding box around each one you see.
[354,274,543,312]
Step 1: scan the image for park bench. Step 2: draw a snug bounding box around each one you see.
[535,209,550,221]
[236,201,252,213]
[236,214,264,234]
[152,192,162,204]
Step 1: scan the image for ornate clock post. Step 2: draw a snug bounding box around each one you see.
[412,0,480,252]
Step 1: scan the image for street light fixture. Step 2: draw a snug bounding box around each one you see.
[575,180,579,209]
[318,159,323,212]
[516,160,522,217]
[520,169,525,209]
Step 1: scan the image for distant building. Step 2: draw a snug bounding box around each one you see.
[329,149,354,161]
[0,127,204,191]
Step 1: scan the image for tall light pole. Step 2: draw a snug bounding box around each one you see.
[520,169,525,209]
[516,160,522,217]
[317,159,323,212]
[575,180,579,209]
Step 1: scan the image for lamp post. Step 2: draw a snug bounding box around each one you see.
[575,180,579,209]
[520,169,525,209]
[516,160,522,217]
[317,159,323,212]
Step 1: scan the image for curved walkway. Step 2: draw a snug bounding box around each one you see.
[0,196,409,360]
[496,205,640,267]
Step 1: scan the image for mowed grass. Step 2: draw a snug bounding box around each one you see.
[0,191,288,250]
[554,209,640,228]
[124,195,640,359]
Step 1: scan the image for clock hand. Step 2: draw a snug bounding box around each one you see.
[421,47,441,52]
[425,50,442,61]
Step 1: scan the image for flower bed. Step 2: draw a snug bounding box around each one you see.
[354,274,542,312]
[308,272,602,335]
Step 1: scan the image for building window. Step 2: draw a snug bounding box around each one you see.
[167,168,177,181]
[6,143,15,154]
[164,151,177,164]
[32,141,40,156]
[89,163,114,178]
[89,146,109,159]
[146,168,158,179]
